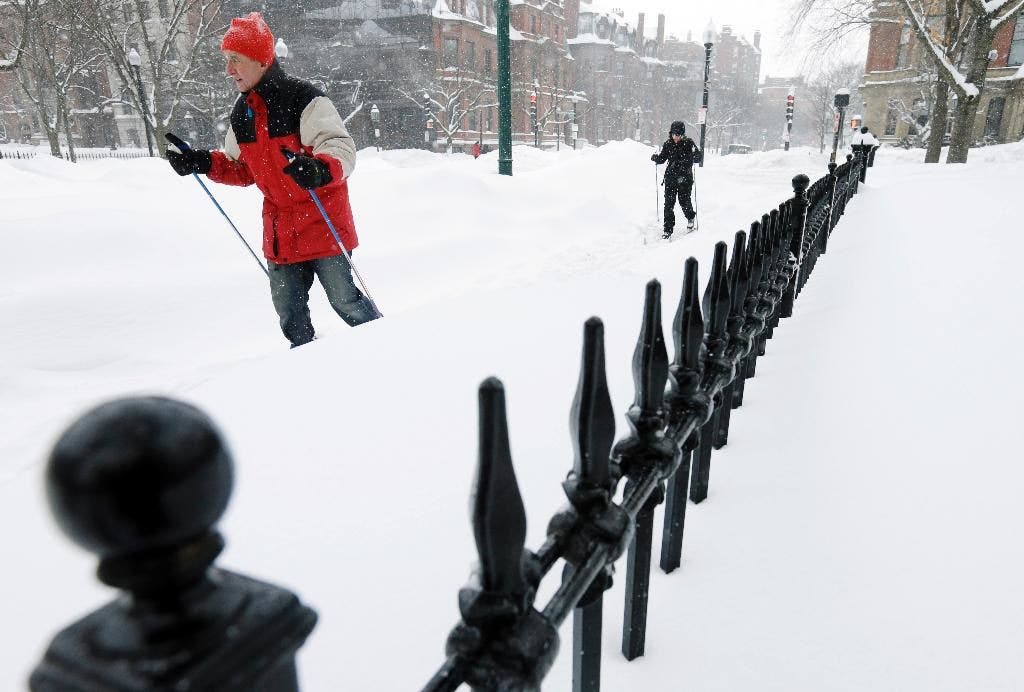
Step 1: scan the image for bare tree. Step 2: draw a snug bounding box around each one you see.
[0,1,29,71]
[802,60,864,152]
[787,0,878,67]
[399,67,496,152]
[0,0,106,159]
[704,76,754,152]
[896,0,1023,162]
[72,0,226,154]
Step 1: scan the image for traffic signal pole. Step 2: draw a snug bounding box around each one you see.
[784,88,795,151]
[530,92,538,147]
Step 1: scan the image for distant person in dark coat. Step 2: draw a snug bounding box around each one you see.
[651,120,702,237]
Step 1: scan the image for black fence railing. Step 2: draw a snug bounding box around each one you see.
[0,148,151,161]
[28,155,867,691]
[420,156,865,692]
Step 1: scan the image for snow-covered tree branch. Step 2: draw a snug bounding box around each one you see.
[398,69,496,152]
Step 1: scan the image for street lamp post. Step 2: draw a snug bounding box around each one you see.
[830,88,850,165]
[422,92,433,149]
[127,47,154,157]
[103,105,117,150]
[571,98,579,150]
[370,103,381,151]
[699,21,715,167]
[275,38,288,60]
[633,105,642,141]
[531,81,539,148]
[496,0,512,175]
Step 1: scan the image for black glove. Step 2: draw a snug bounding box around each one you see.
[165,133,211,176]
[694,150,703,165]
[651,153,659,163]
[283,153,332,189]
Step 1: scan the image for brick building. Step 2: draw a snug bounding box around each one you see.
[566,2,667,146]
[860,1,1024,144]
[4,0,766,153]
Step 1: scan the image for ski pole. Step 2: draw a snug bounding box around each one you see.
[165,133,269,279]
[692,173,699,231]
[280,147,383,319]
[654,162,660,224]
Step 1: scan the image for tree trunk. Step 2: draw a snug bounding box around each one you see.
[946,23,995,164]
[946,94,979,163]
[31,84,61,157]
[43,123,60,157]
[925,79,949,163]
[58,95,77,163]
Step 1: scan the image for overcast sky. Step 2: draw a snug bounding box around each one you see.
[585,0,870,80]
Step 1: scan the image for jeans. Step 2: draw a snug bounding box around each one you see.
[664,178,695,232]
[268,254,378,347]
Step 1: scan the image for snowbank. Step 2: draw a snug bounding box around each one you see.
[2,140,1021,691]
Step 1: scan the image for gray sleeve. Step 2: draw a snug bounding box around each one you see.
[300,96,357,179]
[223,127,241,161]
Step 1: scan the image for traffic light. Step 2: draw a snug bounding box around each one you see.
[784,90,795,151]
[529,92,538,131]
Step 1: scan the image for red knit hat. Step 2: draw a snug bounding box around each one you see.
[221,12,275,66]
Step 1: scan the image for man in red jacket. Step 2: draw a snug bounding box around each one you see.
[166,12,378,348]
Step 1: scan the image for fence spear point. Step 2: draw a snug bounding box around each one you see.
[631,279,668,414]
[473,378,527,597]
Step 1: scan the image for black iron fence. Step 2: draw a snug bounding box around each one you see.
[0,148,150,161]
[28,154,867,691]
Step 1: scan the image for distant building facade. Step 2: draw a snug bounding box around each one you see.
[860,1,1024,144]
[3,0,766,153]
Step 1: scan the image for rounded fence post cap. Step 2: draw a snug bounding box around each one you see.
[792,174,810,194]
[46,396,233,559]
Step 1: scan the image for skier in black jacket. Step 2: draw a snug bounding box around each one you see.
[651,120,702,238]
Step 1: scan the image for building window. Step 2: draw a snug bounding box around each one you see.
[487,108,494,131]
[469,111,478,131]
[531,16,537,34]
[885,108,898,136]
[444,38,459,67]
[1009,15,1024,66]
[465,41,476,69]
[895,24,912,69]
[984,97,1005,139]
[484,48,493,73]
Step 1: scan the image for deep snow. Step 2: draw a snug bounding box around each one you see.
[2,141,1021,690]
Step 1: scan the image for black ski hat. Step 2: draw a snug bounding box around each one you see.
[669,121,686,135]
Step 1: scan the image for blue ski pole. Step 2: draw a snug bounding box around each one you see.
[280,147,383,319]
[164,133,269,279]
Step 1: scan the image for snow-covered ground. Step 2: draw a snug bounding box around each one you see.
[2,141,1021,690]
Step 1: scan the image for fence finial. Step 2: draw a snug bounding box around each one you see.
[471,378,528,598]
[32,396,317,692]
[568,318,616,493]
[434,380,557,692]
